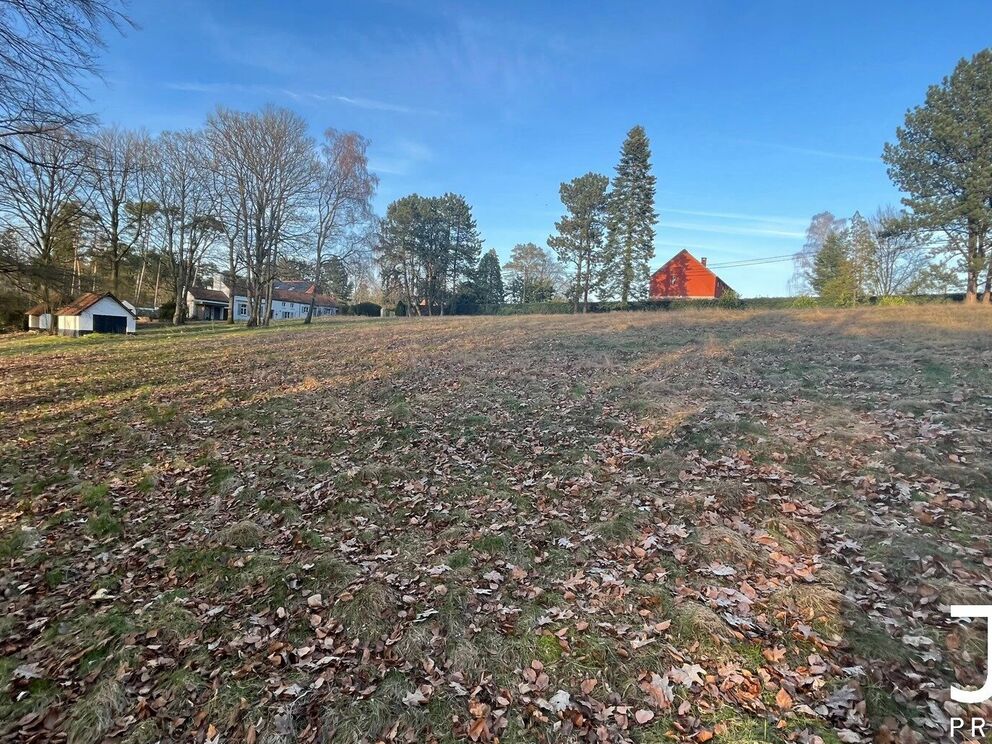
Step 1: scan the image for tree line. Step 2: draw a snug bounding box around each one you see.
[0,109,378,327]
[373,125,658,315]
[4,0,992,326]
[796,49,992,305]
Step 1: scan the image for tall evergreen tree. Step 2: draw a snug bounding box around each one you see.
[440,193,483,313]
[325,255,353,302]
[792,211,847,295]
[602,125,658,305]
[811,231,856,305]
[883,49,992,303]
[475,249,504,310]
[547,172,609,313]
[846,211,876,303]
[373,193,484,315]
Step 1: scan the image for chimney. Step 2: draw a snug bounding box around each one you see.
[701,257,707,267]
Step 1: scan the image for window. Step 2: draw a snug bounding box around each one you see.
[237,302,248,316]
[282,311,292,319]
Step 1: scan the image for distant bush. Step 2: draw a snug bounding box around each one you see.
[718,289,742,308]
[424,292,968,317]
[497,302,574,315]
[876,295,909,306]
[158,300,176,320]
[0,292,30,330]
[350,302,381,317]
[449,291,481,316]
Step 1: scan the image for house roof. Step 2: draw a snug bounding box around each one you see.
[189,282,338,308]
[651,249,734,293]
[55,292,135,317]
[272,280,315,293]
[272,289,337,307]
[24,303,51,316]
[653,249,713,276]
[188,286,230,304]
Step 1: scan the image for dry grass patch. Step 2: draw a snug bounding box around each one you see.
[66,678,127,744]
[217,520,264,548]
[695,525,767,567]
[333,580,400,644]
[769,583,846,636]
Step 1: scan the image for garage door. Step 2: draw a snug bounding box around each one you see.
[92,314,127,333]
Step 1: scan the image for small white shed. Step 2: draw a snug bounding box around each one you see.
[25,303,54,331]
[56,292,136,337]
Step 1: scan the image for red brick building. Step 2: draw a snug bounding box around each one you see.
[649,250,733,300]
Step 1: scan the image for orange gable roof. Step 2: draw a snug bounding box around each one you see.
[649,250,733,299]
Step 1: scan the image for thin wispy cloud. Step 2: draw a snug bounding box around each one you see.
[664,207,808,226]
[368,139,433,177]
[165,82,439,115]
[736,138,879,164]
[654,240,763,258]
[332,95,438,115]
[662,221,805,239]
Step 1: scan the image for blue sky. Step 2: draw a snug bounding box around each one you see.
[85,1,992,296]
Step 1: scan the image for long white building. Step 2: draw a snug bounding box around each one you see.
[186,276,339,322]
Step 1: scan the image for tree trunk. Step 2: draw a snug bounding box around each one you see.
[572,255,581,314]
[964,229,979,304]
[264,279,273,326]
[583,258,591,314]
[150,259,159,308]
[173,280,185,325]
[135,254,146,307]
[227,239,236,323]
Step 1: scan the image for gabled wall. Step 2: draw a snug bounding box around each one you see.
[649,252,725,299]
[59,297,136,336]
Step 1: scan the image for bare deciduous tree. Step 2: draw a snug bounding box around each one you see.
[206,106,315,327]
[866,207,933,297]
[87,126,152,293]
[148,130,220,325]
[0,0,132,163]
[789,211,847,296]
[0,129,89,325]
[306,129,376,324]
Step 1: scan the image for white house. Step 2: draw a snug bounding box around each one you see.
[55,292,136,336]
[187,276,339,322]
[25,303,53,331]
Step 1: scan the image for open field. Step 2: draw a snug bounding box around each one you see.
[1,307,991,743]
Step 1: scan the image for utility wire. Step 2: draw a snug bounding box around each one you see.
[706,253,801,269]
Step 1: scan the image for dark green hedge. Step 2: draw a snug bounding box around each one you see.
[492,293,966,316]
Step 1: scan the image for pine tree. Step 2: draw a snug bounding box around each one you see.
[547,172,609,313]
[883,49,992,303]
[811,232,857,306]
[846,211,877,302]
[602,126,658,305]
[325,255,353,302]
[475,249,504,310]
[440,193,483,311]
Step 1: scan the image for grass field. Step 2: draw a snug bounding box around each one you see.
[1,307,991,743]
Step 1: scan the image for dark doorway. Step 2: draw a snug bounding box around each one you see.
[92,314,126,333]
